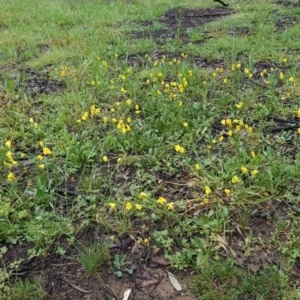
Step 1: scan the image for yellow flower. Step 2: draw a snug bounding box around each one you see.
[297,128,300,135]
[279,72,284,80]
[138,192,147,199]
[240,166,248,174]
[117,157,122,163]
[231,175,241,184]
[174,144,185,154]
[205,186,212,195]
[250,151,256,158]
[224,188,231,196]
[5,140,12,148]
[4,161,12,168]
[223,78,228,84]
[135,204,143,210]
[166,202,174,210]
[288,76,294,82]
[102,155,109,162]
[126,99,132,106]
[144,238,151,245]
[7,172,15,182]
[235,102,243,109]
[157,196,167,205]
[182,122,188,128]
[109,202,117,209]
[125,202,132,211]
[250,169,258,176]
[37,155,44,161]
[81,111,89,121]
[6,151,13,161]
[203,198,209,204]
[43,147,52,156]
[194,164,201,171]
[38,164,45,170]
[178,101,183,107]
[90,105,100,116]
[227,130,233,137]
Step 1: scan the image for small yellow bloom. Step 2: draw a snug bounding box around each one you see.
[279,72,284,80]
[4,161,12,168]
[90,105,100,116]
[235,102,243,109]
[126,99,132,106]
[37,155,44,161]
[43,147,52,156]
[5,140,12,148]
[288,76,294,82]
[6,151,13,160]
[7,172,15,182]
[182,122,188,128]
[109,202,117,209]
[135,204,143,210]
[178,101,183,107]
[117,157,122,163]
[203,198,209,204]
[38,164,45,170]
[174,144,185,154]
[227,130,233,137]
[138,192,147,199]
[250,169,258,176]
[125,202,133,211]
[250,151,256,158]
[224,188,231,196]
[223,78,228,84]
[102,155,109,162]
[194,164,201,171]
[231,175,241,184]
[240,166,248,174]
[81,111,89,121]
[205,186,212,195]
[144,238,151,245]
[166,202,174,210]
[157,196,167,205]
[297,128,300,135]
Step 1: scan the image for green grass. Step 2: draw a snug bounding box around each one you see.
[1,0,300,298]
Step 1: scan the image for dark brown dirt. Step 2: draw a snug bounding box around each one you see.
[131,7,234,43]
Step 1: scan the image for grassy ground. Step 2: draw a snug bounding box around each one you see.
[1,0,300,299]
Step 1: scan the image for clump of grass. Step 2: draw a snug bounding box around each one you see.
[77,243,110,275]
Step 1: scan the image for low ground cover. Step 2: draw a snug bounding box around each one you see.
[1,0,300,299]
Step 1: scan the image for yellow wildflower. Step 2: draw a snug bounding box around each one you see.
[279,72,284,80]
[43,147,52,156]
[231,175,241,184]
[174,144,185,154]
[240,166,248,174]
[194,164,201,171]
[250,170,258,176]
[135,204,143,211]
[203,198,209,204]
[157,196,167,205]
[166,202,174,210]
[102,155,109,162]
[182,122,188,128]
[205,186,212,195]
[227,130,233,137]
[37,155,44,161]
[250,151,256,158]
[109,202,117,209]
[38,164,45,170]
[224,189,231,196]
[144,238,151,245]
[297,128,300,135]
[7,172,15,182]
[125,202,132,211]
[235,102,243,109]
[5,140,12,148]
[138,192,147,199]
[81,111,89,121]
[90,105,100,116]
